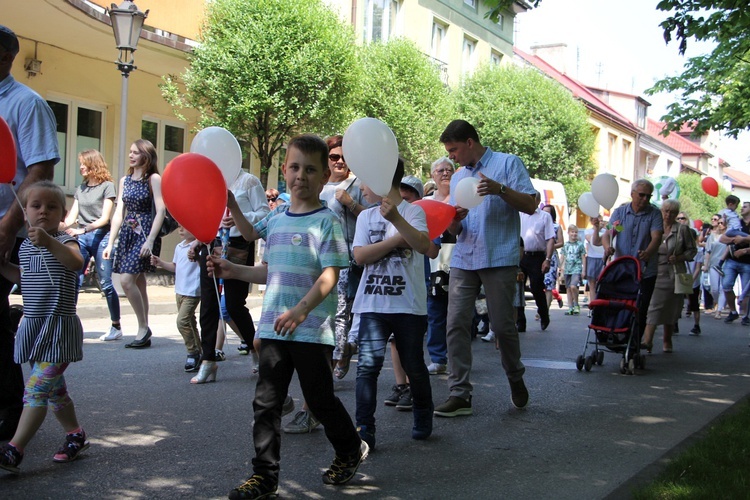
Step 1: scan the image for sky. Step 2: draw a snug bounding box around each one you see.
[513,0,749,171]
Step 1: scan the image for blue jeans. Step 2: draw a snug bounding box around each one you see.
[77,229,120,322]
[355,313,432,430]
[426,294,448,365]
[722,258,750,295]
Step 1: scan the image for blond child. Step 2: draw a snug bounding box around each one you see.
[561,225,585,315]
[0,181,87,474]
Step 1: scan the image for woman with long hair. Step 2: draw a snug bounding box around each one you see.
[62,149,122,341]
[103,139,165,348]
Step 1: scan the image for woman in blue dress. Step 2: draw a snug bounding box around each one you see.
[103,139,165,349]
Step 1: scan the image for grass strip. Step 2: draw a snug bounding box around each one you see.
[633,399,750,499]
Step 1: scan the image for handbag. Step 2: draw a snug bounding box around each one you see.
[672,226,693,294]
[674,268,693,294]
[346,263,363,301]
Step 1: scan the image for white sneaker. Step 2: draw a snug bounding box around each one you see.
[481,331,495,343]
[99,326,123,341]
[427,362,447,375]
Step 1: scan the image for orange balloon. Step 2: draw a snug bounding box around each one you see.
[0,116,16,184]
[701,177,719,197]
[413,199,457,239]
[162,153,227,243]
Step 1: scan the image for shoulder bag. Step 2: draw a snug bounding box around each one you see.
[673,226,693,294]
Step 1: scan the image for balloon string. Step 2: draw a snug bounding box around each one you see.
[209,242,227,340]
[12,188,54,286]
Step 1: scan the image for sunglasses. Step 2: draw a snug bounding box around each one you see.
[329,154,345,163]
[267,196,278,202]
[676,217,687,220]
[634,192,652,199]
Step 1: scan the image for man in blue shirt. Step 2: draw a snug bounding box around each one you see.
[596,179,663,340]
[434,120,536,418]
[0,25,59,440]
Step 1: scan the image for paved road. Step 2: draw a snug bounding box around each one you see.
[3,289,750,499]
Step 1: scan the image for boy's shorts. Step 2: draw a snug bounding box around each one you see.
[565,274,581,288]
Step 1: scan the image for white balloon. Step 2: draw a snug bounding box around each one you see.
[660,177,677,196]
[342,118,399,197]
[591,173,619,210]
[454,177,484,209]
[578,192,601,218]
[190,126,243,187]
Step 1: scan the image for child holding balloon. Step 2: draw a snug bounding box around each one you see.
[0,181,88,474]
[713,194,746,276]
[208,134,367,498]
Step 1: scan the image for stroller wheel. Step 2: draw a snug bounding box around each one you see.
[576,355,584,371]
[627,358,636,375]
[596,351,604,365]
[619,358,627,374]
[584,356,593,372]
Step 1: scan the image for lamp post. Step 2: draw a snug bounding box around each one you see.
[107,1,148,180]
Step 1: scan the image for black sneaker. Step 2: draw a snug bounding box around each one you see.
[357,425,376,451]
[510,378,529,409]
[215,349,226,361]
[228,474,278,499]
[322,440,369,485]
[237,343,250,355]
[184,353,201,372]
[434,396,472,417]
[690,325,702,335]
[395,386,412,411]
[53,430,89,463]
[384,384,407,406]
[725,311,740,323]
[742,317,750,327]
[0,443,23,474]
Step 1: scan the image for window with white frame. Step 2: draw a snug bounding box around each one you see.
[47,98,105,193]
[462,36,477,75]
[622,139,632,177]
[636,102,646,129]
[490,50,503,66]
[141,118,186,170]
[363,0,400,43]
[464,0,477,9]
[431,21,448,63]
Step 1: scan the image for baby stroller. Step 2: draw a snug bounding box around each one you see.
[576,256,645,375]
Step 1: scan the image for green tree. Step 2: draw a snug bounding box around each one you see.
[355,38,454,178]
[671,173,726,224]
[455,64,596,207]
[486,0,750,138]
[647,1,750,138]
[160,0,360,185]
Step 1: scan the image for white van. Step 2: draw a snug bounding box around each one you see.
[531,178,569,232]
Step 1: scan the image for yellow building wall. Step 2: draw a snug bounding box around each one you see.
[89,0,206,40]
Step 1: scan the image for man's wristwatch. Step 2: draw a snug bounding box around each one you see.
[499,183,506,195]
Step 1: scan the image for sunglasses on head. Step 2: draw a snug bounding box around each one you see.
[329,154,345,162]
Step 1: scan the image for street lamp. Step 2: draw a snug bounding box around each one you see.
[107,1,148,180]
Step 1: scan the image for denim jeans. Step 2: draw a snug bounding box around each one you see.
[426,294,448,365]
[722,259,750,293]
[77,229,120,322]
[355,313,432,430]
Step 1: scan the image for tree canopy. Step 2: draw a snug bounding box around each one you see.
[647,1,750,138]
[486,0,750,139]
[160,0,359,185]
[455,64,596,206]
[355,38,454,177]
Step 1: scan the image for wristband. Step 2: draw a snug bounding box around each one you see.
[349,200,357,211]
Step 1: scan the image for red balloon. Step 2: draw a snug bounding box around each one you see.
[701,177,719,197]
[693,219,703,230]
[413,199,457,239]
[162,153,227,243]
[0,116,17,184]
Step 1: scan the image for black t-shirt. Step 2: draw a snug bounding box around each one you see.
[731,219,750,264]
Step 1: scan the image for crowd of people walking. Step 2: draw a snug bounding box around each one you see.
[1,22,747,499]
